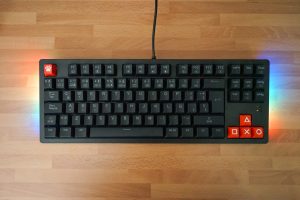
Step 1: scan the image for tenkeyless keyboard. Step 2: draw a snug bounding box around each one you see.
[40,59,269,143]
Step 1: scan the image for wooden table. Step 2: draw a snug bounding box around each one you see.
[0,0,299,199]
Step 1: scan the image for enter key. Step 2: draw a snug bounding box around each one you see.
[209,91,224,113]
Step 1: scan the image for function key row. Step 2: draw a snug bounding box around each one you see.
[69,64,116,76]
[44,78,225,90]
[177,64,225,76]
[123,64,170,76]
[229,64,265,76]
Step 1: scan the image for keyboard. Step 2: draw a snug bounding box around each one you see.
[40,59,269,143]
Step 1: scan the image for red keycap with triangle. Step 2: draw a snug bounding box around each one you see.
[240,114,252,126]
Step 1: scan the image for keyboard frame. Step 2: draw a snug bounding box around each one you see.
[40,59,269,143]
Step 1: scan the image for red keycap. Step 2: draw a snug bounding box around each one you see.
[252,127,264,138]
[228,127,239,138]
[44,64,57,77]
[240,127,252,138]
[240,114,252,126]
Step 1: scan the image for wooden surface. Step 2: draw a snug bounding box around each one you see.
[0,0,300,199]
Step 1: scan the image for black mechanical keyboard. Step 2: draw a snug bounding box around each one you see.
[40,59,269,143]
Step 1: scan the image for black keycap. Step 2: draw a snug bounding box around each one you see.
[145,115,154,126]
[255,91,265,102]
[157,115,167,126]
[167,79,176,89]
[84,115,93,126]
[105,64,115,75]
[209,91,224,113]
[93,64,102,75]
[211,128,224,138]
[59,115,68,126]
[80,79,90,89]
[81,64,90,75]
[150,103,160,113]
[63,91,72,101]
[59,127,71,138]
[136,91,145,101]
[199,103,209,113]
[175,103,185,113]
[154,79,164,89]
[203,79,225,89]
[90,128,163,138]
[244,79,253,89]
[169,115,179,126]
[242,91,253,102]
[123,64,133,75]
[230,64,241,75]
[163,103,172,113]
[90,103,99,113]
[196,127,209,138]
[75,91,84,101]
[142,79,151,89]
[230,79,240,89]
[117,79,127,89]
[111,91,121,101]
[243,64,253,75]
[196,91,206,101]
[75,127,87,138]
[181,128,193,138]
[124,91,133,101]
[230,91,240,102]
[216,65,225,75]
[130,79,139,89]
[68,79,77,89]
[102,103,112,113]
[181,115,191,126]
[184,91,194,101]
[45,115,56,125]
[191,79,201,89]
[161,64,170,75]
[45,91,59,101]
[45,103,62,114]
[69,64,78,75]
[177,64,189,75]
[72,115,81,126]
[115,103,124,113]
[127,103,136,113]
[108,115,118,126]
[78,103,87,113]
[65,103,74,113]
[45,128,56,138]
[194,116,224,126]
[96,115,106,126]
[160,91,169,101]
[256,65,265,75]
[149,64,158,75]
[120,115,130,126]
[165,127,178,138]
[87,91,96,101]
[138,103,148,113]
[256,79,264,89]
[105,78,115,89]
[136,64,146,75]
[187,103,197,113]
[173,91,182,101]
[56,79,65,89]
[178,79,188,89]
[203,64,213,75]
[132,115,142,126]
[148,91,157,101]
[93,78,102,89]
[191,65,201,75]
[44,79,53,89]
[99,91,109,101]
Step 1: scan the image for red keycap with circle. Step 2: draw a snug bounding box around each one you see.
[252,127,264,138]
[240,127,252,138]
[44,64,57,77]
[228,127,239,138]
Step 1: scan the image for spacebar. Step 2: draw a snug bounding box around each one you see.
[90,128,163,138]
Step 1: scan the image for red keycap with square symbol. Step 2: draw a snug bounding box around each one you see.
[44,64,57,77]
[252,127,264,138]
[240,114,252,126]
[228,127,239,138]
[240,127,252,138]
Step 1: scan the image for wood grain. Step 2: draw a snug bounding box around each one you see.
[0,0,300,199]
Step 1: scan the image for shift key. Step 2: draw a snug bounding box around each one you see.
[194,116,224,126]
[203,79,225,89]
[45,103,62,113]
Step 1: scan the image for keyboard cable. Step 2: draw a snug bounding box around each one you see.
[152,0,158,60]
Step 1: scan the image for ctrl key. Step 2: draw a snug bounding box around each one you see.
[45,127,56,138]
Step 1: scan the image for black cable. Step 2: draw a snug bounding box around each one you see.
[152,0,158,60]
